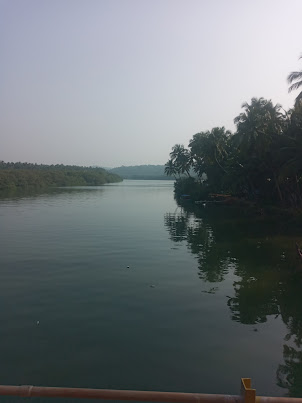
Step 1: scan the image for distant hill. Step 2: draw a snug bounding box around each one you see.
[109,165,173,180]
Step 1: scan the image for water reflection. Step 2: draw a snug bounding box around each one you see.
[164,207,231,282]
[273,274,302,396]
[164,202,302,396]
[164,212,188,242]
[277,345,302,397]
[227,275,280,324]
[0,186,105,201]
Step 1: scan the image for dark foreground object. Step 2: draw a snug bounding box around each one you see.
[0,379,301,403]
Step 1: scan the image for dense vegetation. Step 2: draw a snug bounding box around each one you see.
[109,165,173,180]
[165,58,302,208]
[0,161,122,189]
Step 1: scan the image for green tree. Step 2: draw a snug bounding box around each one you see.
[233,98,287,202]
[288,56,302,105]
[233,98,285,155]
[189,127,230,193]
[164,159,178,179]
[169,144,192,177]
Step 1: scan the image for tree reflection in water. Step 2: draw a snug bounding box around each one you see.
[164,203,302,396]
[277,345,302,397]
[276,277,302,396]
[164,206,233,282]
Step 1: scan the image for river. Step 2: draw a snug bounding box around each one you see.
[0,180,302,398]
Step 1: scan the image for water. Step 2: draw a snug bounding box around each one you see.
[0,180,302,398]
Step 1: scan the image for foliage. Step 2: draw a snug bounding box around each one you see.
[164,160,178,179]
[288,55,302,105]
[169,144,192,177]
[165,94,302,207]
[0,161,122,189]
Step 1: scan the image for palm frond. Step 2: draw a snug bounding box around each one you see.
[288,80,302,93]
[287,71,302,84]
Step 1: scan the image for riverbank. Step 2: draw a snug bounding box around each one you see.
[174,177,302,230]
[0,161,122,189]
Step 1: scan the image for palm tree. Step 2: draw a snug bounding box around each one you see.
[164,159,178,179]
[207,127,230,173]
[189,128,230,174]
[233,98,287,202]
[286,102,302,139]
[169,144,192,177]
[233,97,285,156]
[169,144,185,162]
[288,55,302,105]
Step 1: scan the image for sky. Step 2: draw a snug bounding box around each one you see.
[1,0,302,168]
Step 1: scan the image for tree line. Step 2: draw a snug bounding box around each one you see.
[165,57,302,207]
[0,161,122,189]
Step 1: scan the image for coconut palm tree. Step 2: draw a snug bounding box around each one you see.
[170,144,185,162]
[288,55,302,105]
[233,98,287,202]
[189,128,230,173]
[233,97,285,156]
[207,127,231,173]
[164,159,178,179]
[169,144,192,177]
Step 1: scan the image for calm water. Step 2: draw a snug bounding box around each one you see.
[1,180,302,398]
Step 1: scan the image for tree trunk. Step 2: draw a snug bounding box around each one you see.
[214,150,227,174]
[295,174,301,205]
[273,171,283,202]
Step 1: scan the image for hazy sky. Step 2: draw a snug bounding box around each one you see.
[1,0,302,167]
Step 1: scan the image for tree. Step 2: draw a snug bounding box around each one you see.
[288,55,302,105]
[189,128,230,167]
[286,102,302,140]
[233,98,287,202]
[233,98,285,155]
[188,127,230,192]
[169,144,192,177]
[164,159,178,179]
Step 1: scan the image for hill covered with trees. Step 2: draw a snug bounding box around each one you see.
[0,161,122,189]
[109,165,173,180]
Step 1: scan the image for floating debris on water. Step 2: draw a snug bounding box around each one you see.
[202,287,218,294]
[36,321,40,325]
[150,285,156,288]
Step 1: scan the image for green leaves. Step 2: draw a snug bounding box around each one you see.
[167,93,302,206]
[0,162,122,189]
[288,56,302,104]
[169,144,192,177]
